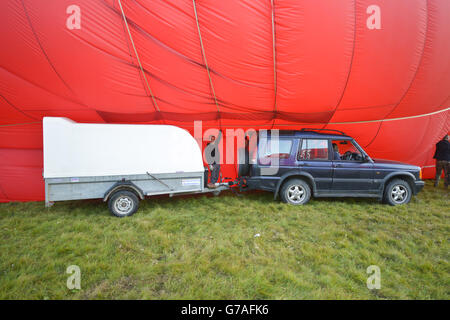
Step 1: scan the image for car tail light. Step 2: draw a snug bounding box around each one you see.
[419,169,422,180]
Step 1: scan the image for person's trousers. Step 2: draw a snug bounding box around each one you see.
[210,164,220,183]
[435,160,450,187]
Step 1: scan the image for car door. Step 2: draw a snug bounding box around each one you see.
[296,138,333,191]
[255,137,297,190]
[331,139,375,193]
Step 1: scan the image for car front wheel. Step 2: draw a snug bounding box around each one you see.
[280,179,311,205]
[383,179,412,206]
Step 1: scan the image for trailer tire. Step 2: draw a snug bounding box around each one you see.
[108,190,139,217]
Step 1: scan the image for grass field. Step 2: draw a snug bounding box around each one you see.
[0,181,448,299]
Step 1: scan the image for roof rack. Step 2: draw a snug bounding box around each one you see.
[300,128,346,135]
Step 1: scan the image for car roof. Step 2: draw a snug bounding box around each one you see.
[266,130,352,140]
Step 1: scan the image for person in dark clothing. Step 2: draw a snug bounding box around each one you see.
[205,131,222,186]
[433,134,450,188]
[332,143,341,160]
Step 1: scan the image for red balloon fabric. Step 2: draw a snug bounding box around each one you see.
[0,0,449,202]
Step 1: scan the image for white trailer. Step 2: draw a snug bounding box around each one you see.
[43,117,227,217]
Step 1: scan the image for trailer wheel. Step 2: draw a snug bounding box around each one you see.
[108,190,139,217]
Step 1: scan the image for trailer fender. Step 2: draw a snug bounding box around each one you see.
[103,181,145,202]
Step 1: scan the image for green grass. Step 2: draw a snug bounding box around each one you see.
[0,181,448,299]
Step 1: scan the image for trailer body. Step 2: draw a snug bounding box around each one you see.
[43,117,222,215]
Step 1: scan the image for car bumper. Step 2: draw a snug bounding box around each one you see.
[241,176,278,192]
[413,180,425,195]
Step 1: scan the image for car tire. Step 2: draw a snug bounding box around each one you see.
[383,179,412,206]
[108,190,140,217]
[280,179,311,205]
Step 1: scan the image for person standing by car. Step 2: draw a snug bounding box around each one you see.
[205,130,222,187]
[434,134,450,188]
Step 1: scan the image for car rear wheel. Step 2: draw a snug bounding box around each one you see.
[108,190,139,217]
[280,179,311,205]
[383,179,412,206]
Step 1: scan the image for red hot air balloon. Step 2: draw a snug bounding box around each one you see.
[0,0,449,202]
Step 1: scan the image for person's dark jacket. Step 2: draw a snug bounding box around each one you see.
[434,139,450,161]
[206,141,219,164]
[205,131,222,165]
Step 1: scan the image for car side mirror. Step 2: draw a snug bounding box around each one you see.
[363,155,370,162]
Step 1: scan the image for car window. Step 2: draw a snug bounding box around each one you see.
[331,140,363,161]
[258,139,293,161]
[298,139,329,160]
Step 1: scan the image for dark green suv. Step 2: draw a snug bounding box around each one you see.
[237,129,425,205]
